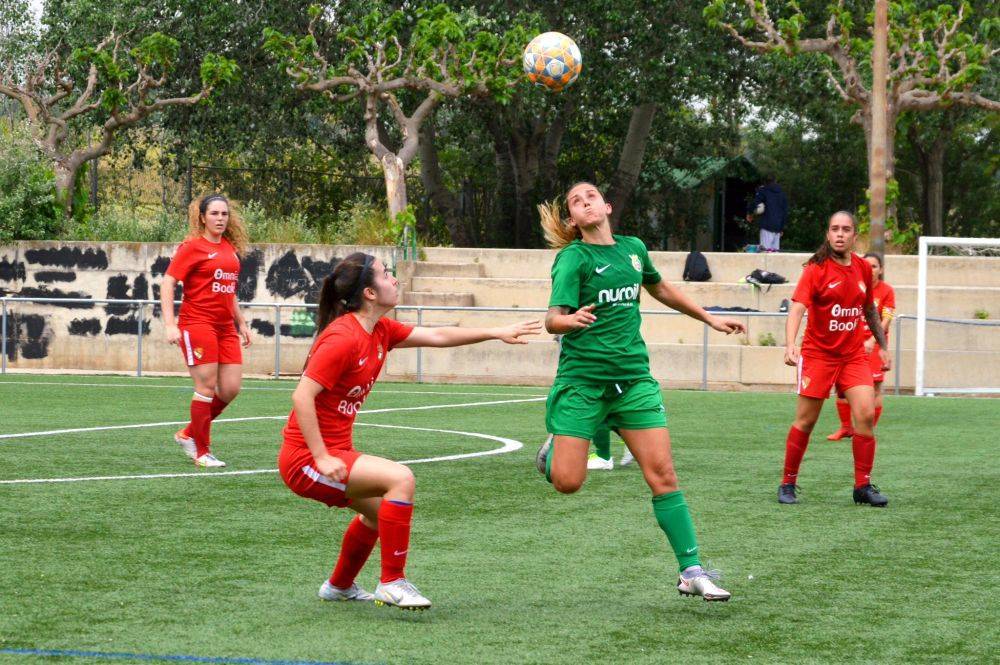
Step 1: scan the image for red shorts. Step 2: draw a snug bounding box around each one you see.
[278,444,362,508]
[869,345,887,383]
[178,322,242,366]
[797,350,873,399]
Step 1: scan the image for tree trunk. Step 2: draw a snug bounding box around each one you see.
[868,0,889,258]
[418,118,469,246]
[510,125,543,248]
[381,154,408,220]
[481,106,518,247]
[925,135,945,236]
[54,162,79,219]
[608,102,659,229]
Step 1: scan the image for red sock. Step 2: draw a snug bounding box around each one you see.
[852,433,877,488]
[378,500,414,583]
[782,426,810,485]
[210,395,230,420]
[873,406,882,427]
[329,516,379,589]
[189,394,213,457]
[836,400,852,429]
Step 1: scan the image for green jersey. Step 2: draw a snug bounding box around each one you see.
[548,235,662,382]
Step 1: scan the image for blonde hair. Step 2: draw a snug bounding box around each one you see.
[187,194,249,256]
[539,181,609,249]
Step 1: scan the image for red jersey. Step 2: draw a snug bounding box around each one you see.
[863,280,895,342]
[166,237,240,326]
[792,253,874,358]
[283,314,414,451]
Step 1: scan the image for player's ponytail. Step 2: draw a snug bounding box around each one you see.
[315,252,376,333]
[539,198,581,250]
[806,210,857,266]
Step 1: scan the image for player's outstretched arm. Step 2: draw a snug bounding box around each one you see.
[291,376,347,482]
[395,320,543,349]
[643,280,746,335]
[784,301,806,366]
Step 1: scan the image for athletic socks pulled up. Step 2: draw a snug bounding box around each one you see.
[378,500,414,583]
[329,516,379,589]
[782,426,810,486]
[836,400,852,429]
[852,433,877,488]
[189,392,214,457]
[652,491,701,572]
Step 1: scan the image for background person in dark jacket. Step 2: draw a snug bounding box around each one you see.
[747,175,789,252]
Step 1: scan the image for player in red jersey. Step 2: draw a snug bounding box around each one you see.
[281,252,540,610]
[160,195,252,468]
[779,212,891,507]
[828,253,895,441]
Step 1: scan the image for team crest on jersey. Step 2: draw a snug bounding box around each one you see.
[630,254,642,272]
[858,281,867,293]
[377,343,384,360]
[193,347,203,359]
[801,376,810,389]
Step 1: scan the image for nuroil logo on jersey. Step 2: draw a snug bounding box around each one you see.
[829,304,862,331]
[598,283,640,306]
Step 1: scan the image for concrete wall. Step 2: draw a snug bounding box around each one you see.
[2,242,998,393]
[0,241,397,375]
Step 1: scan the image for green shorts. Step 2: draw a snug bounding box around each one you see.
[545,376,667,440]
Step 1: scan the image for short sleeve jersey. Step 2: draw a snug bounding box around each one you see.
[792,253,874,358]
[863,281,896,342]
[165,237,240,326]
[548,235,661,382]
[282,314,413,451]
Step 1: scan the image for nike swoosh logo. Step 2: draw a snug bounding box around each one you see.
[827,281,840,289]
[393,550,408,556]
[358,357,367,366]
[207,252,218,259]
[684,547,697,555]
[595,265,611,274]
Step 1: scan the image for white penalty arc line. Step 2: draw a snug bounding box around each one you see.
[0,397,546,441]
[0,380,544,398]
[0,423,524,485]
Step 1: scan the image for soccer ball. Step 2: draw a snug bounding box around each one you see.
[522,32,582,92]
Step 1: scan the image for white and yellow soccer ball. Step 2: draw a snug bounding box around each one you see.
[522,32,582,92]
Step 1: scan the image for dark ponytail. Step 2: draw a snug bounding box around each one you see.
[315,252,377,333]
[806,210,857,266]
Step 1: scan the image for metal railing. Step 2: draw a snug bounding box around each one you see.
[2,297,997,393]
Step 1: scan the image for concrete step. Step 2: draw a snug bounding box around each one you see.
[411,261,485,278]
[419,246,1000,288]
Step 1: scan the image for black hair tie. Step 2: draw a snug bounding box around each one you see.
[199,194,227,214]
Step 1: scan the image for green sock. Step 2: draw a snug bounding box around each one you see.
[652,491,702,572]
[545,440,553,483]
[593,424,611,461]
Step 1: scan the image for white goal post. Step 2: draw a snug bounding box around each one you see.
[916,236,1000,396]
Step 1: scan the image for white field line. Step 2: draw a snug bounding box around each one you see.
[0,380,544,397]
[0,397,545,441]
[0,423,524,485]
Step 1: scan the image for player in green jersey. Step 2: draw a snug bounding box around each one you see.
[535,181,746,601]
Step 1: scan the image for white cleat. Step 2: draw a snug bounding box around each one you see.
[535,434,553,475]
[373,578,432,610]
[677,567,731,602]
[619,449,635,466]
[318,580,374,602]
[194,453,226,468]
[586,453,614,470]
[174,429,196,460]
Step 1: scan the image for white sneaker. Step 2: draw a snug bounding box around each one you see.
[619,449,635,466]
[586,453,614,470]
[677,567,731,602]
[194,453,226,468]
[173,429,196,460]
[373,578,431,610]
[318,580,374,602]
[535,434,553,475]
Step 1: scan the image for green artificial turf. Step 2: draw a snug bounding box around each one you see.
[0,374,996,664]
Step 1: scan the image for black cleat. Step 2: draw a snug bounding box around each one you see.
[778,483,799,504]
[853,484,889,507]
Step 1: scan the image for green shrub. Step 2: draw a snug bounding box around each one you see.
[974,309,989,320]
[758,332,777,347]
[64,204,185,242]
[0,125,61,241]
[242,200,321,244]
